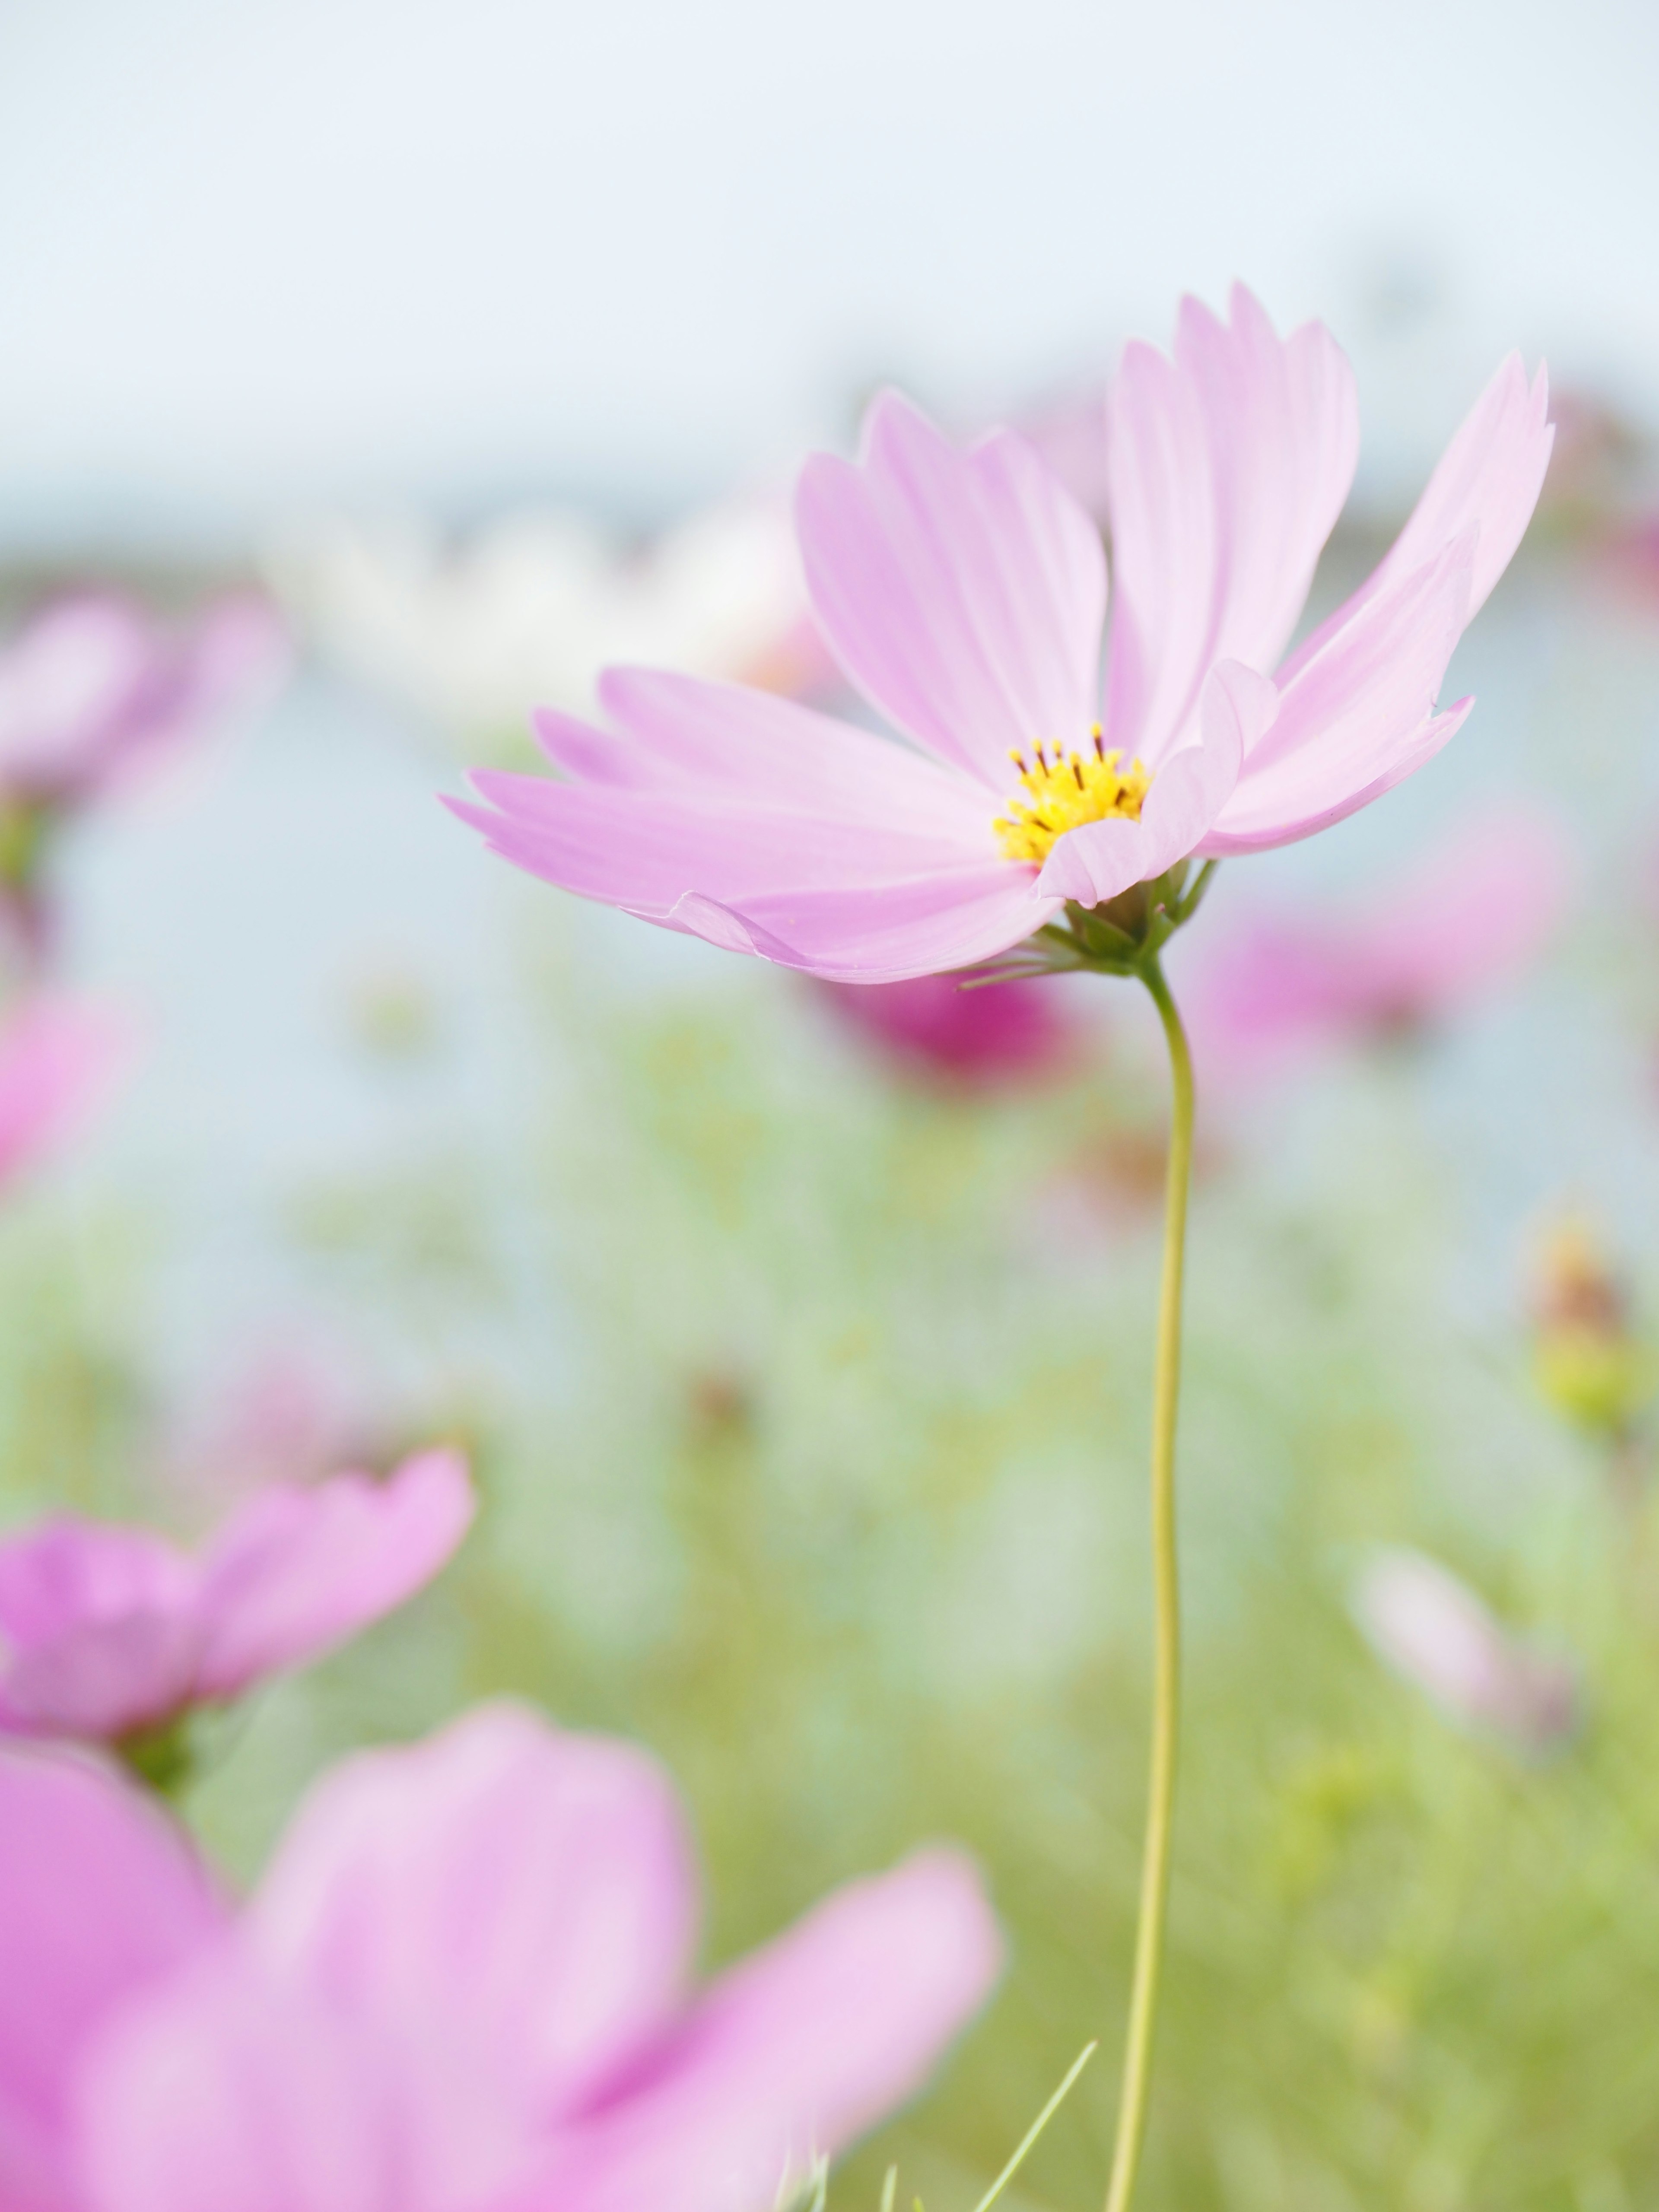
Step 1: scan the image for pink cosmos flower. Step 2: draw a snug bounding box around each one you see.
[1183,802,1572,1077]
[0,1449,473,1745]
[0,1701,1001,2212]
[451,287,1552,984]
[0,995,133,1189]
[0,591,286,817]
[816,971,1079,1087]
[1352,1548,1577,1752]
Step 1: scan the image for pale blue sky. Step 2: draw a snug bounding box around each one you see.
[0,0,1653,543]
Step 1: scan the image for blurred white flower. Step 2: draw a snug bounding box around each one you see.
[1352,1548,1578,1752]
[268,494,827,742]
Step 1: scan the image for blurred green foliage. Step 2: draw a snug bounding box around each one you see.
[8,908,1659,2212]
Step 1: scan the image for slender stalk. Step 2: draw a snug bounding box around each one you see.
[1102,957,1194,2212]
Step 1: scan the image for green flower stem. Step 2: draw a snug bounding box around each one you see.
[1103,957,1194,2212]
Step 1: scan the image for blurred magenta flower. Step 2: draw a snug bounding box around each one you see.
[0,1449,472,1747]
[1352,1548,1577,1752]
[453,286,1551,983]
[817,970,1079,1087]
[1184,804,1572,1077]
[0,995,133,1188]
[0,591,285,819]
[0,1702,1001,2212]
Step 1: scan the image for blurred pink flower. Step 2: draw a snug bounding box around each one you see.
[0,591,286,817]
[0,995,133,1187]
[454,286,1551,984]
[817,971,1079,1087]
[162,1339,394,1511]
[1184,804,1572,1077]
[0,1449,473,1745]
[1352,1548,1577,1751]
[0,1702,1002,2212]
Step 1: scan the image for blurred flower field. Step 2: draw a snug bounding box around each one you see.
[6,350,1659,2206]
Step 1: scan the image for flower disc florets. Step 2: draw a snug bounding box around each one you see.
[993,729,1152,864]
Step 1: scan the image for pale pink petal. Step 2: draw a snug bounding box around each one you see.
[78,1950,525,2212]
[1353,1550,1577,1749]
[542,1848,1002,2212]
[1351,803,1572,1005]
[193,1449,473,1702]
[0,1741,223,2212]
[1278,354,1553,686]
[1036,659,1268,906]
[0,593,286,807]
[1189,804,1573,1077]
[1200,705,1471,858]
[0,1520,200,1739]
[796,393,1107,786]
[450,779,993,916]
[536,672,991,842]
[0,999,135,1188]
[1103,286,1358,766]
[250,1703,697,2123]
[1201,537,1476,853]
[0,598,158,788]
[664,867,1056,984]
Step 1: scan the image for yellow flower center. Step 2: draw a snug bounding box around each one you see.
[993,729,1152,865]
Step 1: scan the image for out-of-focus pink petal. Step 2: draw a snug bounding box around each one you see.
[1201,537,1475,853]
[796,393,1107,787]
[0,592,286,808]
[1103,286,1358,767]
[1037,658,1267,905]
[1278,355,1553,686]
[0,1521,199,1738]
[1187,802,1573,1080]
[193,1450,473,1702]
[1366,802,1572,1004]
[0,999,135,1189]
[816,970,1077,1087]
[1352,1549,1577,1751]
[536,672,992,842]
[0,1741,223,2212]
[664,868,1056,985]
[542,1847,1002,2212]
[451,779,993,916]
[250,1703,698,2124]
[0,599,157,789]
[79,1949,533,2212]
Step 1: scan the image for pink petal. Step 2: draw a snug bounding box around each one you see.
[1353,1550,1577,1750]
[1189,804,1573,1078]
[0,1741,223,2212]
[249,1702,698,2123]
[0,593,285,806]
[0,998,135,1189]
[537,671,991,842]
[1201,537,1476,854]
[78,1950,531,2212]
[193,1449,473,1702]
[451,778,993,917]
[0,1520,200,1740]
[543,1847,1002,2212]
[1278,353,1553,686]
[1036,658,1268,906]
[1103,286,1358,766]
[664,866,1056,984]
[1351,802,1573,1005]
[795,393,1107,787]
[0,598,160,788]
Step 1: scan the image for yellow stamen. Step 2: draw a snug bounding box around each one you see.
[994,726,1152,864]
